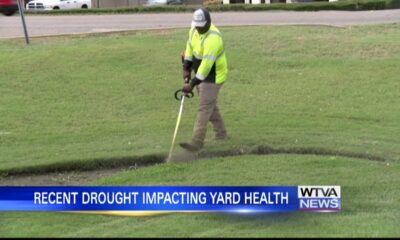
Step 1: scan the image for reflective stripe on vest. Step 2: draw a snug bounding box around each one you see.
[190,29,225,61]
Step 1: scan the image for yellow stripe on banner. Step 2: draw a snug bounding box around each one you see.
[64,211,210,217]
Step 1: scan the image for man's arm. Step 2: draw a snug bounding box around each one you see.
[182,29,194,83]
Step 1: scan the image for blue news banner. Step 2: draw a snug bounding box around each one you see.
[0,186,341,214]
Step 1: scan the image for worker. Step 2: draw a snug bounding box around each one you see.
[179,8,229,152]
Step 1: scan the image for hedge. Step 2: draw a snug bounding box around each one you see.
[25,0,400,15]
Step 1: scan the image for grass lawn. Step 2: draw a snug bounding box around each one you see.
[1,24,399,172]
[0,23,399,237]
[0,155,399,237]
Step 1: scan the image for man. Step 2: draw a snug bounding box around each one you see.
[179,8,228,152]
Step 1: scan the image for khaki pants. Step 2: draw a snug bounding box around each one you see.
[192,82,227,146]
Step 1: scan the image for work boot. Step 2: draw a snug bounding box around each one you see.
[179,141,203,152]
[214,134,229,141]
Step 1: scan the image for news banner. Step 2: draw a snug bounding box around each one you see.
[0,186,340,215]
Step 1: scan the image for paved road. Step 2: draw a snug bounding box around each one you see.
[1,9,400,38]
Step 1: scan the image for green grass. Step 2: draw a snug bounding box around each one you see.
[0,24,400,237]
[0,155,399,237]
[1,24,400,172]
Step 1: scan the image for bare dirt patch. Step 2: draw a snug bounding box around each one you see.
[0,167,127,186]
[0,145,387,186]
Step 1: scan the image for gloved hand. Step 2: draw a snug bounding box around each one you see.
[189,77,201,87]
[183,70,191,83]
[182,83,193,94]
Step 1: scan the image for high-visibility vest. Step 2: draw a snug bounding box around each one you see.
[184,24,228,85]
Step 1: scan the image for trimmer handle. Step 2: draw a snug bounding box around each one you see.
[175,89,194,101]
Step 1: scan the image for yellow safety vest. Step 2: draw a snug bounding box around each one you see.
[184,24,228,85]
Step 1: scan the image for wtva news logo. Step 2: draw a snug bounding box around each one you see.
[298,186,341,212]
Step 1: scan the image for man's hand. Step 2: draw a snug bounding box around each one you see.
[183,70,191,83]
[182,83,193,94]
